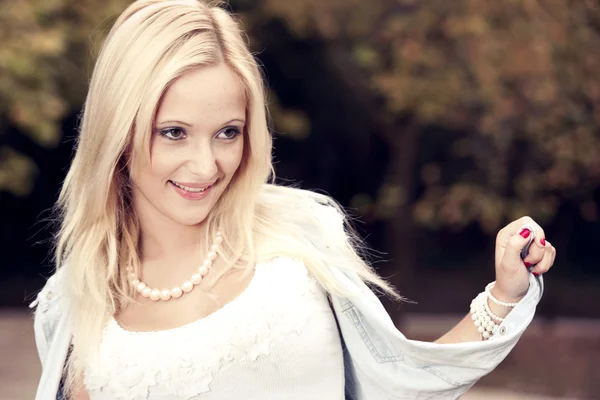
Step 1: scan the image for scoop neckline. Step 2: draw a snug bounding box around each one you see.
[109,259,272,335]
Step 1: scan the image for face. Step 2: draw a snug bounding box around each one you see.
[130,64,246,227]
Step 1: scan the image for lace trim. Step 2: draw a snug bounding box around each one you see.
[84,257,320,400]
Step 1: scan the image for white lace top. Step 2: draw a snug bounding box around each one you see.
[83,257,345,400]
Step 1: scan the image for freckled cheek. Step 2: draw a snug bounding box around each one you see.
[149,146,186,179]
[216,141,244,175]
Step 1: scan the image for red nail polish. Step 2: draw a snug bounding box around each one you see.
[524,262,532,267]
[540,238,546,246]
[519,229,531,238]
[533,272,540,277]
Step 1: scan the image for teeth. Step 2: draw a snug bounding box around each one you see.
[171,181,209,193]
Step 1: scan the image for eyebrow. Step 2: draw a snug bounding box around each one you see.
[156,118,246,127]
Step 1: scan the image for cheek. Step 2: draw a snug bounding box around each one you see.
[220,141,244,175]
[148,146,181,179]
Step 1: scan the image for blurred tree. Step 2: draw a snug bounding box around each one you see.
[5,0,598,221]
[236,0,600,299]
[0,0,129,196]
[252,0,600,231]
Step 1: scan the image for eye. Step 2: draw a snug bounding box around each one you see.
[216,126,242,140]
[159,128,186,140]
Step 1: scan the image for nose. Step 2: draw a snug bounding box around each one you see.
[185,141,218,180]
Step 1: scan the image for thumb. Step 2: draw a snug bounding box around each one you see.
[501,225,535,270]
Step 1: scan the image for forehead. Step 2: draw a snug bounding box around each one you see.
[156,64,246,125]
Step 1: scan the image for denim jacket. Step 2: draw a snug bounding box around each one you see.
[30,204,544,399]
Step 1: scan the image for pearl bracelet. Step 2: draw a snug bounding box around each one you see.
[483,295,504,323]
[485,282,519,308]
[470,292,500,340]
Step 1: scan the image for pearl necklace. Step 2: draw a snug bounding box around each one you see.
[127,231,223,301]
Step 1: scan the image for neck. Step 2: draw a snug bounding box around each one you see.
[133,204,208,264]
[139,221,206,263]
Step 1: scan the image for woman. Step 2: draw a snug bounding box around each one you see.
[31,0,556,399]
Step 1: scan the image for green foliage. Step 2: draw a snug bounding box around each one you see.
[2,0,598,233]
[254,0,600,231]
[0,0,129,195]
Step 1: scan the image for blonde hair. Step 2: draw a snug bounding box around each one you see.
[54,0,399,395]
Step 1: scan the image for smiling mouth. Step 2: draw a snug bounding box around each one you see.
[168,180,214,193]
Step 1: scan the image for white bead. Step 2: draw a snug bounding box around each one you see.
[160,289,172,301]
[125,230,224,301]
[474,320,481,327]
[485,282,518,307]
[477,326,485,333]
[182,281,193,292]
[484,315,491,323]
[482,331,490,339]
[486,323,494,332]
[191,273,203,285]
[171,287,183,298]
[150,289,161,301]
[471,313,477,320]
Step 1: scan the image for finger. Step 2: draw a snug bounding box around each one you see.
[522,242,545,266]
[531,241,556,275]
[501,228,535,270]
[503,216,546,248]
[522,217,546,248]
[496,223,531,266]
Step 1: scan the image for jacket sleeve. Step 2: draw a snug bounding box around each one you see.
[335,268,543,398]
[314,200,544,398]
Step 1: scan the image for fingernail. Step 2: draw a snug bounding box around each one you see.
[540,238,546,246]
[533,272,540,277]
[519,228,531,238]
[524,262,532,267]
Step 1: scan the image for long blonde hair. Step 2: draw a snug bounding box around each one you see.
[54,0,399,395]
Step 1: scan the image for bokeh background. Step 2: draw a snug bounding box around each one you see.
[1,0,599,399]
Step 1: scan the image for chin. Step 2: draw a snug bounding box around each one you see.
[180,214,210,226]
[166,209,210,226]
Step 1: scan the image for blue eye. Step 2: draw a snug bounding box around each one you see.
[217,127,242,140]
[159,128,186,140]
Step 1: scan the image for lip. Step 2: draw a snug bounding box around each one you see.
[169,179,217,200]
[172,181,216,189]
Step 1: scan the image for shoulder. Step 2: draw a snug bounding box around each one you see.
[258,184,346,228]
[30,268,67,342]
[30,266,68,366]
[30,267,66,312]
[255,184,352,253]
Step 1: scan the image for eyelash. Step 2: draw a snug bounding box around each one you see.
[158,126,242,141]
